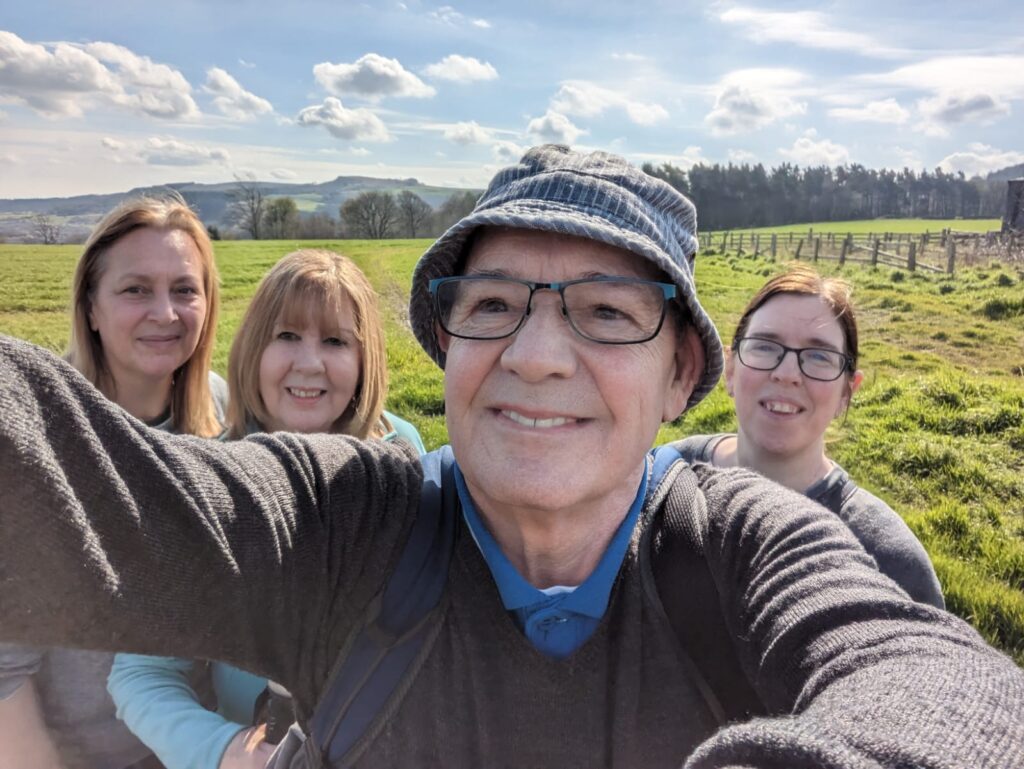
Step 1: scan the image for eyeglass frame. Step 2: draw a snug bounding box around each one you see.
[732,336,855,382]
[428,275,678,345]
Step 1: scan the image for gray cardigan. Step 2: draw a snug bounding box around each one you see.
[0,336,1022,768]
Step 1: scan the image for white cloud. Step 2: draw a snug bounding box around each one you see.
[429,6,491,29]
[0,153,18,165]
[678,146,709,167]
[718,6,902,58]
[238,58,256,69]
[203,68,273,120]
[443,120,491,144]
[84,42,198,119]
[491,140,524,164]
[611,52,647,62]
[296,97,391,141]
[892,146,924,171]
[779,132,850,167]
[828,98,910,124]
[550,81,668,126]
[271,168,297,180]
[705,81,806,136]
[423,54,498,82]
[350,147,372,157]
[917,92,1010,125]
[101,137,124,151]
[526,110,586,145]
[313,54,435,100]
[863,56,1024,97]
[141,137,230,166]
[728,149,758,164]
[938,143,1024,178]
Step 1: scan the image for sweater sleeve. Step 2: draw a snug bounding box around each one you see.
[0,336,424,718]
[108,654,242,769]
[684,464,1024,769]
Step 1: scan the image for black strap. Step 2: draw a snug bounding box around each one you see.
[306,446,458,767]
[647,448,765,725]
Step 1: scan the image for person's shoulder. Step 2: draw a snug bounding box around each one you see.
[667,433,730,464]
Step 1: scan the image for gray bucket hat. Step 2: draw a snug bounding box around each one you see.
[409,144,723,410]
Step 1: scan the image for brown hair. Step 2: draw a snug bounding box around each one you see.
[226,249,388,439]
[67,193,222,437]
[731,264,859,370]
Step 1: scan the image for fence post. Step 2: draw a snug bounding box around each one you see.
[839,235,849,265]
[788,232,793,246]
[946,239,956,274]
[794,238,804,259]
[770,234,777,261]
[753,234,760,257]
[871,238,880,266]
[908,242,917,271]
[813,237,821,262]
[737,233,745,254]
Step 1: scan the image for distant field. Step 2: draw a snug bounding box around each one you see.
[712,218,1003,236]
[1,235,1022,665]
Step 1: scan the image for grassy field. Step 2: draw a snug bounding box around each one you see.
[1,236,1022,664]
[712,218,1003,236]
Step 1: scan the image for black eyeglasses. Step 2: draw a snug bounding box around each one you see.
[429,275,678,345]
[733,337,853,381]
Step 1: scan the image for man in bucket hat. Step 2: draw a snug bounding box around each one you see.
[0,145,1022,769]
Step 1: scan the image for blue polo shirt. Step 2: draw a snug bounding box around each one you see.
[454,460,649,659]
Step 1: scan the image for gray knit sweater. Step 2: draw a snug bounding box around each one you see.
[1,336,1022,768]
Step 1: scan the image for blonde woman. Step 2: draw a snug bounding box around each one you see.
[0,194,225,769]
[108,249,424,769]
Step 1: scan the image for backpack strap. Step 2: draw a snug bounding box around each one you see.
[304,446,459,768]
[645,446,765,725]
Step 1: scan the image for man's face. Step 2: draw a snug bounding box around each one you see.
[438,228,703,520]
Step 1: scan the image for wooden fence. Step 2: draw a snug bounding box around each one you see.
[698,228,1024,274]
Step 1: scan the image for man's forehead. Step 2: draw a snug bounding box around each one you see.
[464,227,659,280]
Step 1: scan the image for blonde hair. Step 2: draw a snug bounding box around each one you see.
[67,193,222,437]
[226,249,388,439]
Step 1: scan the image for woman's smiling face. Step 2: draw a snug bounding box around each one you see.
[726,293,863,460]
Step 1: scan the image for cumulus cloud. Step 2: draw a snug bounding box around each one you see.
[828,98,910,124]
[718,6,902,58]
[778,132,850,167]
[918,92,1010,125]
[85,42,199,119]
[101,137,124,150]
[677,146,709,167]
[728,149,758,164]
[141,137,230,166]
[203,68,273,119]
[443,120,491,144]
[423,54,498,82]
[938,143,1024,178]
[429,6,491,29]
[551,81,668,126]
[492,140,525,164]
[314,53,435,100]
[526,110,586,145]
[296,97,391,141]
[705,83,806,135]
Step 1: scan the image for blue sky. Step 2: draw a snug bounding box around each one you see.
[1,0,1022,198]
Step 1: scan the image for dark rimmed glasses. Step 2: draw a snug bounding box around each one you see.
[733,337,853,382]
[429,275,678,345]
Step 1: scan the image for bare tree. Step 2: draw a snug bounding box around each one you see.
[31,214,63,245]
[433,191,479,234]
[228,176,267,240]
[339,191,397,239]
[395,190,433,238]
[262,197,300,239]
[298,212,338,239]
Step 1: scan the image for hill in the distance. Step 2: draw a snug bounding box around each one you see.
[0,176,478,242]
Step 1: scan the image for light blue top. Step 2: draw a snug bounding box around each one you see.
[454,459,648,659]
[107,410,425,769]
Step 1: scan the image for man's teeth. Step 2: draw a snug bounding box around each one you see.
[288,388,323,398]
[502,410,574,428]
[764,401,799,414]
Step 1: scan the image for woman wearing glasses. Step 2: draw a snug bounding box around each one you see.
[673,264,944,608]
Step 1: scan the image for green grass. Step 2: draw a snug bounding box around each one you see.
[2,232,1023,665]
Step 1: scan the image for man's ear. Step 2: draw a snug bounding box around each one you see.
[436,323,451,354]
[663,327,705,422]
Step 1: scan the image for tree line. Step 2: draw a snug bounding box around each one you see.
[224,179,478,241]
[641,161,1009,232]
